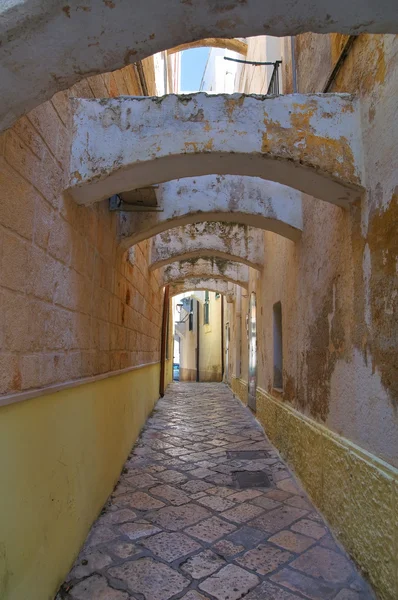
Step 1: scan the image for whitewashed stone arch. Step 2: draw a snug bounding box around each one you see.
[69,94,364,207]
[149,223,264,271]
[1,1,396,132]
[169,38,247,56]
[170,279,237,302]
[118,176,303,248]
[162,259,249,289]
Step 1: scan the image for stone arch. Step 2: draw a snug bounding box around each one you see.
[1,1,396,132]
[118,176,303,248]
[149,223,264,271]
[162,258,249,289]
[169,279,237,301]
[69,93,364,207]
[168,38,247,56]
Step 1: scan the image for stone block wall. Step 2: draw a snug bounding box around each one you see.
[0,64,163,400]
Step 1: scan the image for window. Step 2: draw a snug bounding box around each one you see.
[273,301,283,389]
[204,291,210,325]
[204,302,209,325]
[188,298,194,331]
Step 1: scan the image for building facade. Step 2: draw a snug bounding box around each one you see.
[173,290,223,382]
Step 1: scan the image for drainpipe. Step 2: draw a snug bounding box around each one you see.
[133,61,149,96]
[221,296,224,380]
[323,35,357,92]
[159,285,170,397]
[291,36,297,93]
[236,288,242,378]
[196,300,200,382]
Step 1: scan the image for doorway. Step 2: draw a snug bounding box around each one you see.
[225,322,230,383]
[248,292,257,412]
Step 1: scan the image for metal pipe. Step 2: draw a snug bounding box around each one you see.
[323,35,357,92]
[196,300,200,382]
[134,61,149,96]
[224,56,276,66]
[159,285,170,397]
[221,295,224,380]
[290,36,297,93]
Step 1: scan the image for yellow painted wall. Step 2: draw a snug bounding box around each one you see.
[200,293,222,382]
[165,358,173,387]
[231,378,398,600]
[0,362,160,600]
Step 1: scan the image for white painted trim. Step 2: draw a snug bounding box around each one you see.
[0,361,161,409]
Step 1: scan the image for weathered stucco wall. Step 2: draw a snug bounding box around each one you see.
[176,291,222,382]
[228,33,398,600]
[0,361,160,600]
[200,292,223,382]
[268,34,398,467]
[177,294,198,382]
[226,32,398,469]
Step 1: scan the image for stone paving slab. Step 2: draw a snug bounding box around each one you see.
[56,383,376,600]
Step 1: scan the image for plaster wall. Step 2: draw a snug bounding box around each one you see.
[237,36,282,94]
[228,33,398,600]
[176,293,199,382]
[200,47,242,94]
[257,34,398,468]
[174,291,222,382]
[226,31,398,470]
[200,292,223,382]
[0,361,160,600]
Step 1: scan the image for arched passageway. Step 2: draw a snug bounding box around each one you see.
[170,278,237,301]
[118,175,303,247]
[1,0,397,132]
[162,258,250,289]
[0,5,396,599]
[168,38,248,56]
[69,94,363,207]
[149,223,264,271]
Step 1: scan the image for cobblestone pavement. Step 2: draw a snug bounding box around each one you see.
[56,383,376,600]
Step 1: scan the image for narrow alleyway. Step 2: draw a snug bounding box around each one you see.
[57,384,375,600]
